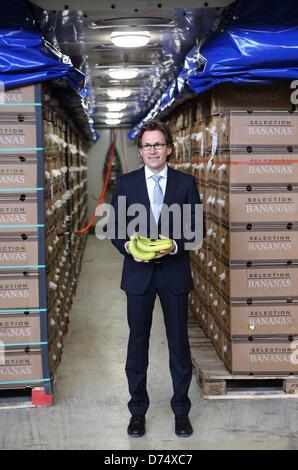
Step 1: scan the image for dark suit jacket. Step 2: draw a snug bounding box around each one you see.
[110,165,204,295]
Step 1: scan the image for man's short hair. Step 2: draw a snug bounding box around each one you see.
[137,120,174,161]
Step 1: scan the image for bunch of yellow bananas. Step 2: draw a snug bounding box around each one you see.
[129,235,173,261]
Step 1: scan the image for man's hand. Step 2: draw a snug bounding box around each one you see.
[125,238,150,263]
[153,234,176,259]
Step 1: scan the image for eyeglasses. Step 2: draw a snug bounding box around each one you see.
[140,143,167,152]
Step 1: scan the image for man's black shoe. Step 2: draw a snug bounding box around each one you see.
[127,415,146,437]
[175,415,193,437]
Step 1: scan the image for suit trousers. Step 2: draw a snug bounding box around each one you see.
[125,263,193,417]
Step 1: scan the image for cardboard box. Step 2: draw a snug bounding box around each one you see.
[208,277,221,322]
[196,91,211,121]
[197,278,209,325]
[0,152,38,190]
[226,111,298,148]
[222,335,298,375]
[221,296,298,337]
[206,111,298,151]
[206,156,221,185]
[229,261,298,300]
[0,85,37,114]
[219,219,229,258]
[0,113,36,124]
[48,338,59,375]
[192,160,206,186]
[192,119,207,161]
[48,334,64,376]
[208,308,223,359]
[0,268,39,309]
[0,230,39,267]
[207,244,220,286]
[190,240,207,273]
[0,191,38,227]
[206,215,220,253]
[228,184,298,223]
[197,262,208,296]
[192,292,209,337]
[217,256,230,296]
[221,148,298,185]
[190,121,202,154]
[48,297,60,339]
[196,178,206,208]
[0,119,37,151]
[206,113,230,152]
[226,223,298,261]
[189,289,196,314]
[217,184,230,221]
[206,181,219,220]
[0,310,42,344]
[210,82,294,115]
[0,346,43,387]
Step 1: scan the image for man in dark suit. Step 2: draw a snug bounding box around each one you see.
[109,120,204,438]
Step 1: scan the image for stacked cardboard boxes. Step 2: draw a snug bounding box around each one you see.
[0,83,88,393]
[170,81,298,375]
[0,84,47,388]
[42,83,88,382]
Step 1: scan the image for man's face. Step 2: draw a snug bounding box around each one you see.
[139,130,172,174]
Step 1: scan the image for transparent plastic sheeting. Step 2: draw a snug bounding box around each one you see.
[129,0,298,139]
[130,7,224,129]
[0,0,98,142]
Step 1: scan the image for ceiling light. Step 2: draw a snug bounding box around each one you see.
[106,102,127,111]
[108,68,139,80]
[107,88,132,98]
[105,112,123,119]
[105,119,121,125]
[110,31,150,48]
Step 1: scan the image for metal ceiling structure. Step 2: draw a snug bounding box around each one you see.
[29,0,235,131]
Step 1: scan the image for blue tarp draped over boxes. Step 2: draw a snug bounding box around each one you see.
[129,0,298,139]
[0,0,98,142]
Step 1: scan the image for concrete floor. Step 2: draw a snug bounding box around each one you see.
[0,234,298,450]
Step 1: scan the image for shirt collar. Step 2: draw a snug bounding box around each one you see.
[145,164,168,180]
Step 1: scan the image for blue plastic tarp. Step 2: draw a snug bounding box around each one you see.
[0,0,84,91]
[129,0,298,139]
[0,0,98,142]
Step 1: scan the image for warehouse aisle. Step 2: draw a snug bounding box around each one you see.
[0,234,298,450]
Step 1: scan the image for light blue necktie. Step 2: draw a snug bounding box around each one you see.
[152,175,164,223]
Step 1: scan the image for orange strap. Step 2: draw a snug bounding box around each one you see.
[75,81,126,234]
[75,123,120,234]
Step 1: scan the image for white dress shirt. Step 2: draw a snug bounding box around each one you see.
[144,164,177,254]
[144,164,167,211]
[125,164,177,255]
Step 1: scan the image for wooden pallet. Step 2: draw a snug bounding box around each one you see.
[0,387,52,410]
[188,316,298,399]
